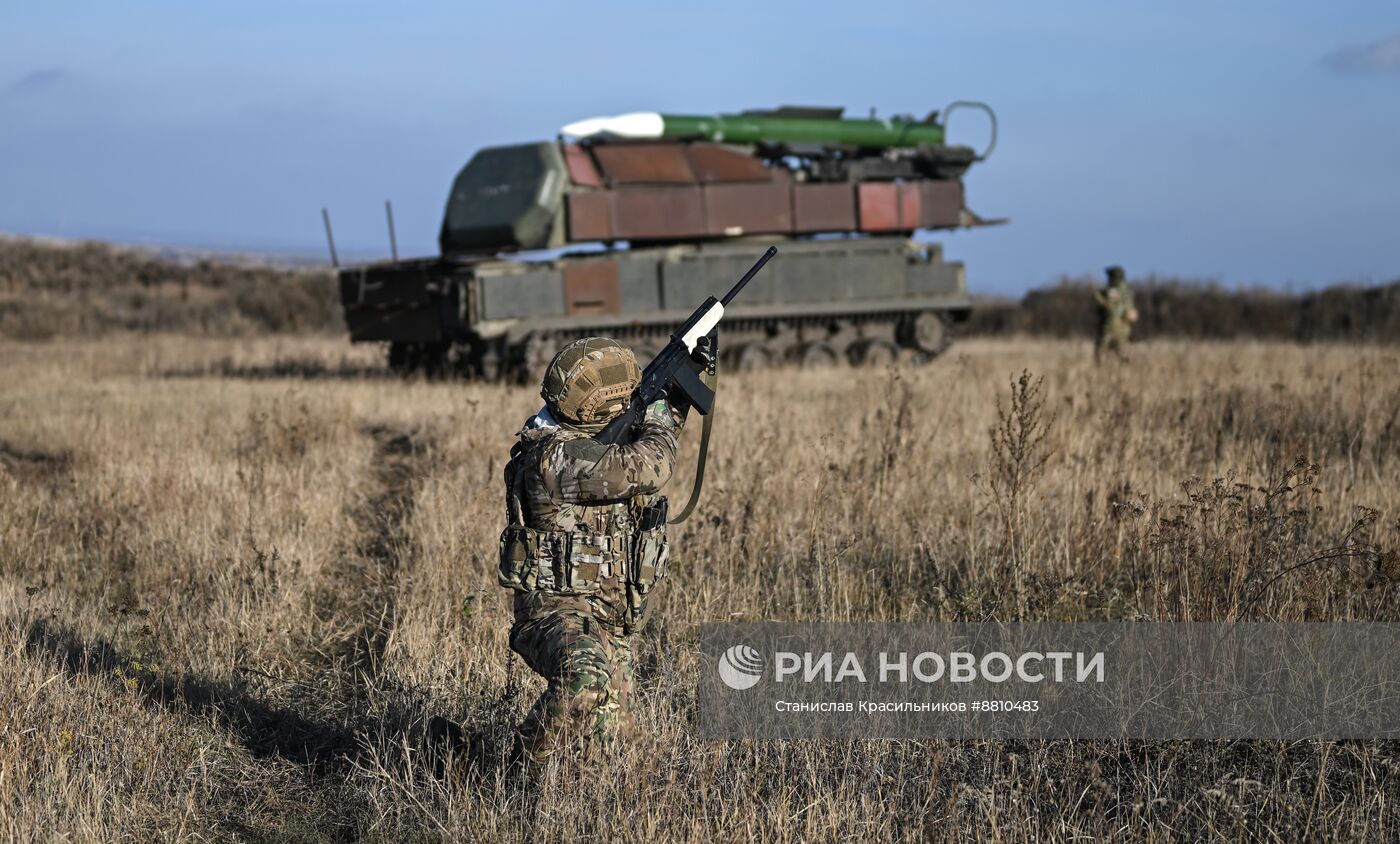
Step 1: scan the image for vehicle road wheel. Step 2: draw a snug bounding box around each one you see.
[477,346,502,381]
[631,338,663,364]
[418,343,449,378]
[733,343,770,372]
[521,333,555,384]
[852,339,898,368]
[798,341,840,370]
[902,311,950,357]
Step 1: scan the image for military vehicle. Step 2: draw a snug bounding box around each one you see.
[338,105,1001,378]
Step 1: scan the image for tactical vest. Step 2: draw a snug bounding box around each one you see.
[498,432,670,621]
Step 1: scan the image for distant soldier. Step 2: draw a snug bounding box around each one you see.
[1094,265,1138,361]
[498,337,687,763]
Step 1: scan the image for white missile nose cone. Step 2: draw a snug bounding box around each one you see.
[560,112,664,140]
[559,117,610,138]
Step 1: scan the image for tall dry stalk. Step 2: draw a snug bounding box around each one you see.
[986,370,1056,568]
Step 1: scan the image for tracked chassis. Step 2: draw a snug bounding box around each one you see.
[340,236,969,380]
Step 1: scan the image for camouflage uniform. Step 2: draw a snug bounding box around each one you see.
[498,338,680,761]
[1094,266,1138,362]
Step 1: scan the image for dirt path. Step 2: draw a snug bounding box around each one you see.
[273,421,443,837]
[14,423,444,840]
[310,423,433,677]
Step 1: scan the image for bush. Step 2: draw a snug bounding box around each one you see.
[0,237,340,339]
[965,274,1400,342]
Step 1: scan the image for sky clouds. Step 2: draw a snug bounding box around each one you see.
[1324,34,1400,73]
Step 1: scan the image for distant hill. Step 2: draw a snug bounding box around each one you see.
[0,235,340,339]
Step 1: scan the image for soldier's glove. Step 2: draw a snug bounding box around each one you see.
[691,335,717,374]
[643,398,684,432]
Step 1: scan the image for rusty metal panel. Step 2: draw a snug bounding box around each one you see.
[611,187,705,240]
[563,143,603,187]
[703,182,792,236]
[566,192,613,241]
[793,183,856,232]
[898,183,922,228]
[917,180,964,229]
[857,183,903,232]
[563,261,621,315]
[593,143,696,184]
[684,144,772,183]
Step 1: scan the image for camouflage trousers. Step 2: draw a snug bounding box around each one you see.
[1095,326,1131,362]
[509,589,636,762]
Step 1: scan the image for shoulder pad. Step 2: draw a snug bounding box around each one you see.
[552,434,611,464]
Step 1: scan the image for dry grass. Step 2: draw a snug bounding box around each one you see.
[1,334,1397,842]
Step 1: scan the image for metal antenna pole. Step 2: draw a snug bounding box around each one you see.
[385,199,399,261]
[321,207,339,268]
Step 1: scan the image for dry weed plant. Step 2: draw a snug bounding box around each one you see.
[983,370,1056,583]
[0,334,1397,841]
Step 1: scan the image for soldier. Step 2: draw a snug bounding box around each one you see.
[498,336,688,763]
[1094,265,1138,362]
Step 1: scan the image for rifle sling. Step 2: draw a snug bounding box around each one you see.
[667,369,716,525]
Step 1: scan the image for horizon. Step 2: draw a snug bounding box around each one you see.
[3,2,1398,294]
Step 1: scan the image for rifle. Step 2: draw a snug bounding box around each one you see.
[595,245,777,522]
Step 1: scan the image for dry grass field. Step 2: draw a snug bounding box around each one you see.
[1,334,1397,842]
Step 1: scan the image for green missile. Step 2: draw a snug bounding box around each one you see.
[561,110,946,148]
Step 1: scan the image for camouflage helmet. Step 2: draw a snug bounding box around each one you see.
[1105,265,1126,283]
[541,337,640,426]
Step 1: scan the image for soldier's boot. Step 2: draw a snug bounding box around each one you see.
[513,695,558,767]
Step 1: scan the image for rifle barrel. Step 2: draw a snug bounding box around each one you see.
[721,246,778,306]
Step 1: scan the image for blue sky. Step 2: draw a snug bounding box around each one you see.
[2,1,1398,293]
